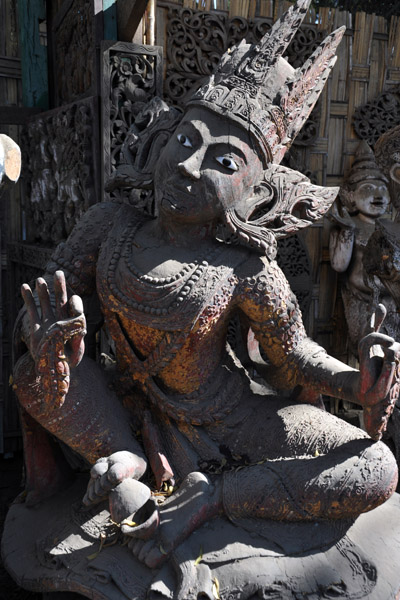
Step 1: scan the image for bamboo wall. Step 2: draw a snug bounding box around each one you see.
[154,0,400,364]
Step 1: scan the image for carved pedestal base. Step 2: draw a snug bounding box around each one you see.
[3,474,400,599]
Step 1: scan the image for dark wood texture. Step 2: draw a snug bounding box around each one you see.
[101,41,163,199]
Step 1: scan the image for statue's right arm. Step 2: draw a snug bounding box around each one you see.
[13,203,149,503]
[328,201,355,272]
[329,226,354,272]
[15,201,118,354]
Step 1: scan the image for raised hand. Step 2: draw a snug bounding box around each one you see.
[21,270,86,408]
[357,304,400,440]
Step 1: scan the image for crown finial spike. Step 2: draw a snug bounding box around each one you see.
[188,4,344,166]
[252,0,312,69]
[279,25,346,156]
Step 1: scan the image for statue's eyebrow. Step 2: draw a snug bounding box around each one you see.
[210,136,247,162]
[179,120,247,162]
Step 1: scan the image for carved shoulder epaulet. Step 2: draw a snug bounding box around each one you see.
[46,202,119,295]
[221,164,338,259]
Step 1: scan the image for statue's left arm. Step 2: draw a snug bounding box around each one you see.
[237,255,400,440]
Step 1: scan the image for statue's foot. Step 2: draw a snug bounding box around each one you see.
[83,451,147,506]
[125,471,222,568]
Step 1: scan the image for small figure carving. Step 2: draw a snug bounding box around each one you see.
[4,1,400,598]
[329,141,397,356]
[363,125,400,477]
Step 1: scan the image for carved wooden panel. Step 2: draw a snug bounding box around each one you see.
[101,42,164,200]
[51,0,96,106]
[21,96,100,245]
[353,87,400,146]
[164,4,325,127]
[277,235,312,324]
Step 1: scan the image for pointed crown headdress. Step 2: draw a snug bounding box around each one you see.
[344,141,388,190]
[188,0,345,166]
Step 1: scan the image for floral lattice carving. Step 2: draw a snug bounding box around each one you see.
[164,6,325,116]
[353,88,400,145]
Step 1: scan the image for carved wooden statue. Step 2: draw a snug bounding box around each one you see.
[4,2,400,598]
[361,125,400,484]
[329,140,398,356]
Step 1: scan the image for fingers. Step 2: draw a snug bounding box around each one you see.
[364,361,395,406]
[83,455,134,506]
[369,303,387,334]
[21,283,40,327]
[69,294,84,317]
[54,271,68,320]
[68,332,85,368]
[83,452,146,507]
[36,278,54,323]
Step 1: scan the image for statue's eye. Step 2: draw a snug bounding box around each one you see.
[216,156,238,171]
[177,134,192,148]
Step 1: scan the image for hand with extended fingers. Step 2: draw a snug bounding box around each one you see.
[21,270,86,408]
[356,304,400,440]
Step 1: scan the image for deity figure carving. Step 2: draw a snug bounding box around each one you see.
[364,124,400,302]
[4,2,400,598]
[362,125,400,480]
[329,141,398,357]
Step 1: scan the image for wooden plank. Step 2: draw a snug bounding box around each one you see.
[0,106,42,125]
[116,0,149,42]
[103,0,118,40]
[0,56,21,79]
[17,0,48,108]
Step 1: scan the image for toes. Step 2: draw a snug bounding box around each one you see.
[90,459,108,478]
[145,545,165,569]
[138,540,155,563]
[129,538,144,555]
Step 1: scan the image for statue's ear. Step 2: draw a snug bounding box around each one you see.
[220,164,338,258]
[235,163,339,238]
[339,187,355,212]
[390,163,400,185]
[106,97,183,192]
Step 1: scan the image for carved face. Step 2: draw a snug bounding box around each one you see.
[353,179,390,218]
[153,107,264,225]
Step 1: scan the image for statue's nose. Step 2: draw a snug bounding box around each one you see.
[177,156,201,181]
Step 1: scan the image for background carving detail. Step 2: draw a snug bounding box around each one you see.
[102,42,163,201]
[22,97,99,244]
[164,4,325,124]
[53,0,95,106]
[353,88,400,145]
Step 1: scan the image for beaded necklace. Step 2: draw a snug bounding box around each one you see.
[107,218,224,316]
